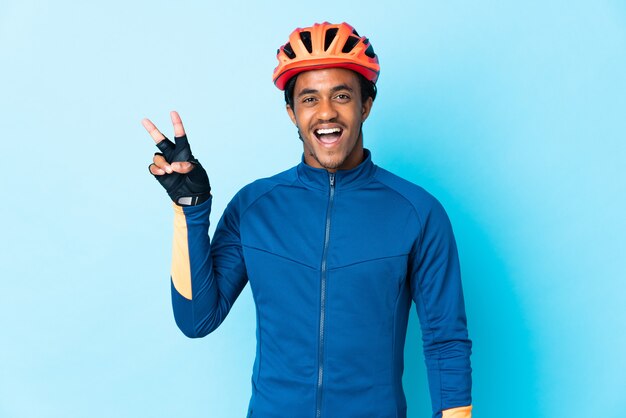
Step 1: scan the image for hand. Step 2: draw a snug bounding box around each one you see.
[143,111,211,206]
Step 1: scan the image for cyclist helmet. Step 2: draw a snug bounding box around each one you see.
[273,22,380,90]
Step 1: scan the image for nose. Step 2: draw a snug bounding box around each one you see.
[317,97,338,121]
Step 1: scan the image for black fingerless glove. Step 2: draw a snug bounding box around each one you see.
[151,135,211,206]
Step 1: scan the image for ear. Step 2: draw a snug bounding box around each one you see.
[286,104,297,126]
[361,97,374,122]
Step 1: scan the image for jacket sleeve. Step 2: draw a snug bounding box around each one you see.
[409,198,473,418]
[169,196,248,338]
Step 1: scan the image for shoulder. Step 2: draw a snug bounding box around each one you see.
[373,166,446,217]
[229,166,298,212]
[373,165,456,241]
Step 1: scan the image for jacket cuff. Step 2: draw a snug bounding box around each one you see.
[442,405,472,418]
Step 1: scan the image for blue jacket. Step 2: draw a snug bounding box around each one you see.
[169,150,472,418]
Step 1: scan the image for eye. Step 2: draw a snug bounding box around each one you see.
[334,93,351,102]
[302,96,317,104]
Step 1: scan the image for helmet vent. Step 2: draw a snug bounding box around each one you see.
[342,36,360,53]
[352,29,360,37]
[324,28,338,50]
[364,42,376,58]
[300,31,313,53]
[283,42,296,59]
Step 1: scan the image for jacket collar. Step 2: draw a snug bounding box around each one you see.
[296,149,377,191]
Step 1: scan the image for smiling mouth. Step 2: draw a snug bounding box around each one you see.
[314,127,343,145]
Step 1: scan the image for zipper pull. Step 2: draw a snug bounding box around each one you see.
[329,173,335,187]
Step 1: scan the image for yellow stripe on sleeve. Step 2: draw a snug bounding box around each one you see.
[171,203,192,300]
[442,405,472,418]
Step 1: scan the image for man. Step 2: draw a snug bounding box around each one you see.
[143,22,472,418]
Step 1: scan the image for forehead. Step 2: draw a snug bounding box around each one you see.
[294,68,360,93]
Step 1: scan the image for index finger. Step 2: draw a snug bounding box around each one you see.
[141,118,166,143]
[170,110,186,137]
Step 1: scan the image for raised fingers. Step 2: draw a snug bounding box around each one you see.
[142,118,166,143]
[170,111,186,137]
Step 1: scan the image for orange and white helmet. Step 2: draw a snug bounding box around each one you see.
[273,22,380,90]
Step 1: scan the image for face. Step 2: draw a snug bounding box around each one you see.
[286,68,373,172]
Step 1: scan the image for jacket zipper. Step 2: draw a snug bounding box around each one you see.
[316,172,335,418]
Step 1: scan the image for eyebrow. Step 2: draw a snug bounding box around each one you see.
[296,84,354,98]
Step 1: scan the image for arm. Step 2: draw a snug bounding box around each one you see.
[409,198,473,418]
[170,197,248,338]
[143,111,248,338]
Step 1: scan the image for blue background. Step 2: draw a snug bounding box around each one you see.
[1,1,625,417]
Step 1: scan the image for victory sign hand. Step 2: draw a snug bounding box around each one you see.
[143,111,211,206]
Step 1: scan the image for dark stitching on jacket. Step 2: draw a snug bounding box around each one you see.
[242,244,318,270]
[327,253,408,271]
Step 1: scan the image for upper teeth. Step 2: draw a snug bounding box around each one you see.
[316,128,341,135]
